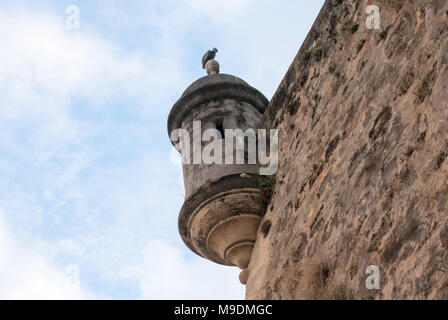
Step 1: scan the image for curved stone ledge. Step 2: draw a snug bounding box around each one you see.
[178,174,264,265]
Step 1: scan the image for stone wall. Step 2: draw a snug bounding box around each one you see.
[246,0,448,299]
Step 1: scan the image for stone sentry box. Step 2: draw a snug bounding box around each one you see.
[167,65,269,284]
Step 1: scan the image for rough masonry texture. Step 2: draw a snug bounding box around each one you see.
[246,0,448,299]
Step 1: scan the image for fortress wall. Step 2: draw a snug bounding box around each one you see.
[247,0,448,299]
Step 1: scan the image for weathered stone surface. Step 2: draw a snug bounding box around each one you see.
[168,73,269,272]
[247,0,448,300]
[205,59,220,75]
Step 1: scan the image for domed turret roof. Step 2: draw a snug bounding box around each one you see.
[167,74,268,137]
[180,74,249,98]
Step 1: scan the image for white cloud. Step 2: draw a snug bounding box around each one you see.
[182,0,253,22]
[0,9,150,112]
[0,210,88,299]
[0,5,161,231]
[139,240,245,300]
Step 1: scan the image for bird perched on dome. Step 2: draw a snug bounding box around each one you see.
[202,48,218,69]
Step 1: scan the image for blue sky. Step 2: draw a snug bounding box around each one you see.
[0,0,324,299]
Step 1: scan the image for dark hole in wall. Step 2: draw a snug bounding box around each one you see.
[260,220,272,238]
[216,122,225,139]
